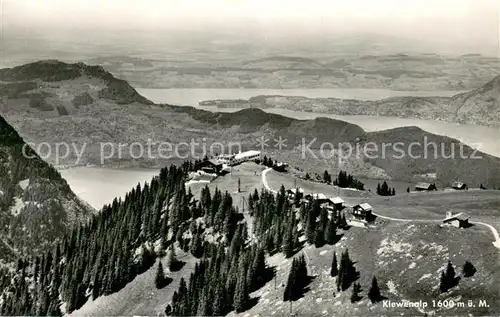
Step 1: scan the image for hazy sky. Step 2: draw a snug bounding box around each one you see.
[2,0,500,55]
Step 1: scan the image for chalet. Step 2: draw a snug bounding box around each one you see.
[415,182,437,191]
[441,211,469,228]
[452,181,468,190]
[196,159,224,174]
[273,162,288,172]
[326,197,345,211]
[286,188,304,199]
[304,193,330,204]
[352,203,373,221]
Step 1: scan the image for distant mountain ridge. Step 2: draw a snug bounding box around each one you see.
[197,75,500,127]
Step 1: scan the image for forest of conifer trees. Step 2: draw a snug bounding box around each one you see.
[0,160,354,316]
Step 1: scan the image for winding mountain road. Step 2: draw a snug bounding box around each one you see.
[261,168,500,250]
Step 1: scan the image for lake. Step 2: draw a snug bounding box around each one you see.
[61,88,499,209]
[138,88,500,158]
[60,167,161,210]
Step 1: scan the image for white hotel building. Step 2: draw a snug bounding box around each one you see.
[216,150,261,166]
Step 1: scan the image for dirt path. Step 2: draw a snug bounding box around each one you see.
[262,168,500,250]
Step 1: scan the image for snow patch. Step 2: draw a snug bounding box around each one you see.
[316,298,323,303]
[319,250,327,256]
[409,262,416,269]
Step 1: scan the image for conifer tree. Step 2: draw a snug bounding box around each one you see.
[440,260,457,292]
[282,219,295,258]
[165,304,172,316]
[167,245,178,271]
[439,271,447,293]
[350,282,362,303]
[330,252,338,277]
[155,261,166,288]
[325,217,337,245]
[234,265,249,312]
[283,258,297,301]
[446,260,456,283]
[368,276,381,303]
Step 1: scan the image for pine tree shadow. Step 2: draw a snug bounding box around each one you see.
[341,224,351,231]
[290,275,315,301]
[314,240,326,248]
[251,266,276,292]
[462,222,474,229]
[235,213,244,222]
[351,289,363,303]
[450,276,461,289]
[244,296,260,311]
[341,266,360,291]
[330,233,344,245]
[289,243,306,258]
[371,294,388,303]
[157,277,173,289]
[169,261,186,272]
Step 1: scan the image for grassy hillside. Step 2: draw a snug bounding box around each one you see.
[65,163,500,316]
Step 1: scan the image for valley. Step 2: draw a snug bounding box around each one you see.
[0,59,499,317]
[2,2,500,316]
[138,88,500,158]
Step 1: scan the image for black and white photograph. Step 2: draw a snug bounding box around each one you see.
[0,0,499,316]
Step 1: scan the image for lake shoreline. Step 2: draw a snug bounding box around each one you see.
[137,87,466,105]
[139,90,499,158]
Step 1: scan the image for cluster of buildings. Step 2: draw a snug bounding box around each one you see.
[195,150,262,175]
[285,186,469,229]
[285,188,374,225]
[414,181,468,192]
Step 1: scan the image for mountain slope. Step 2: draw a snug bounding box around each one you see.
[366,126,500,186]
[0,60,152,106]
[1,60,499,189]
[449,75,500,125]
[0,113,94,265]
